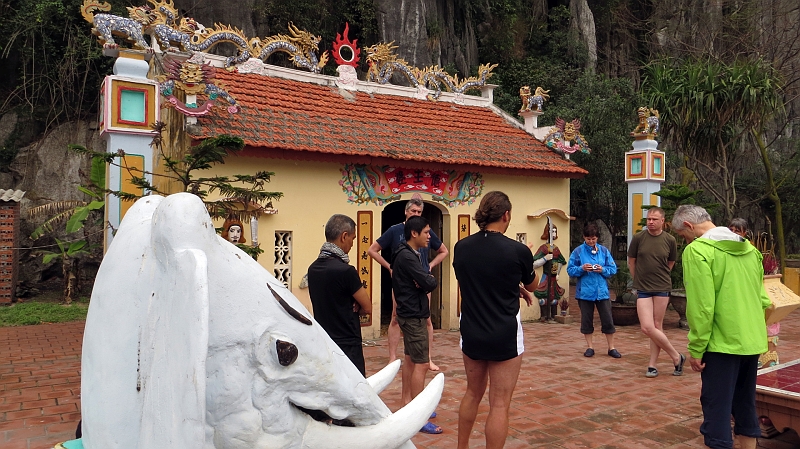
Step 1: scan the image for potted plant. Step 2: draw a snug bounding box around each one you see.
[609,263,639,326]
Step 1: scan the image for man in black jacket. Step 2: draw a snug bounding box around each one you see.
[391,216,439,432]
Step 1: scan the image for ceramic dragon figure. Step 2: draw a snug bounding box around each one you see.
[78,193,444,449]
[631,106,660,139]
[81,0,158,50]
[364,42,422,88]
[157,54,239,116]
[519,86,550,113]
[148,0,201,52]
[251,23,329,73]
[418,63,498,101]
[543,117,591,159]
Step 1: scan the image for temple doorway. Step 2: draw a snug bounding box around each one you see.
[378,200,444,329]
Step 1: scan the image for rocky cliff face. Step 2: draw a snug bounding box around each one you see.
[374,0,478,74]
[0,112,102,287]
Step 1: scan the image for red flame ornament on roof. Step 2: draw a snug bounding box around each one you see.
[332,23,360,67]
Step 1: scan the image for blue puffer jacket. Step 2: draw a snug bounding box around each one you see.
[567,243,617,301]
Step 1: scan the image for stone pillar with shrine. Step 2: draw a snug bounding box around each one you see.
[98,50,159,247]
[625,107,664,245]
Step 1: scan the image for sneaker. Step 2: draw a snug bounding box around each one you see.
[645,367,658,378]
[673,353,686,376]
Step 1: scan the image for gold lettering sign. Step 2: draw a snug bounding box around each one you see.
[357,211,373,327]
[457,214,471,316]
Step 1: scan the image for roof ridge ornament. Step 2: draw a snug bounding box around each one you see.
[543,117,591,160]
[81,0,328,72]
[631,106,660,140]
[364,42,497,102]
[332,23,360,67]
[156,53,239,121]
[519,86,549,113]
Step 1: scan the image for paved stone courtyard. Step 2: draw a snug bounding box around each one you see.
[2,296,800,448]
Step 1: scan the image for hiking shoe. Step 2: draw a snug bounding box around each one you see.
[608,349,621,358]
[645,367,658,378]
[673,353,686,376]
[584,348,595,357]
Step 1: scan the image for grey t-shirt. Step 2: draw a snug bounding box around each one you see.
[627,230,677,292]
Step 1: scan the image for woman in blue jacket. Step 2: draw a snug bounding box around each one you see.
[567,223,620,358]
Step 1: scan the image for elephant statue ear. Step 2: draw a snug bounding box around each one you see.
[138,245,209,448]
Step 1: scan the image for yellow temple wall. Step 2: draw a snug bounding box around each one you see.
[209,156,573,340]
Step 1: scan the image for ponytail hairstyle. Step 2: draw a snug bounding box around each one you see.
[474,191,511,230]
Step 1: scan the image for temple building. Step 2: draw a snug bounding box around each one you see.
[89,1,586,338]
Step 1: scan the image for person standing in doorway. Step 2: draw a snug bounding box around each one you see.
[627,206,685,378]
[673,205,770,449]
[453,191,537,449]
[391,216,441,434]
[367,196,448,371]
[307,214,372,376]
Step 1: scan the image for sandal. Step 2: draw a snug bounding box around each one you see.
[608,349,621,358]
[584,348,595,357]
[420,421,443,434]
[430,411,437,419]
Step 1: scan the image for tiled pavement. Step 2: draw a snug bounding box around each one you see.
[3,297,800,449]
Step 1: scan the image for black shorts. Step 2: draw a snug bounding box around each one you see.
[396,316,429,364]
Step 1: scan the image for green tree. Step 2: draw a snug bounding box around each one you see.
[27,152,106,304]
[643,57,788,270]
[543,72,641,241]
[80,122,283,260]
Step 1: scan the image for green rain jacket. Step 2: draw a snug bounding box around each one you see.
[683,227,771,360]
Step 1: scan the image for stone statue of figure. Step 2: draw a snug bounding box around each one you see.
[221,217,246,244]
[532,217,568,322]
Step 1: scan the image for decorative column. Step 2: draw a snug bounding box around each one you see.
[99,50,159,248]
[625,107,664,245]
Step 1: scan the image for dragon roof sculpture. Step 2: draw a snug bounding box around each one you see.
[543,117,591,159]
[364,42,497,102]
[81,0,327,72]
[156,53,239,117]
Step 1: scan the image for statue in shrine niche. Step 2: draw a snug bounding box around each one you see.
[532,217,567,322]
[221,217,246,244]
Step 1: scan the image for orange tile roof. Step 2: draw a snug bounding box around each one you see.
[189,70,587,178]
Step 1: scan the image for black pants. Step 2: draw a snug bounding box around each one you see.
[338,343,366,377]
[699,352,761,448]
[577,299,615,335]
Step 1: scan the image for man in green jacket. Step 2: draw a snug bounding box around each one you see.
[672,205,771,449]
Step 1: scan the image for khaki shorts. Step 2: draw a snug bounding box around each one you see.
[396,316,429,364]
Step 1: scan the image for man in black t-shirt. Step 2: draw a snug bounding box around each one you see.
[308,214,372,376]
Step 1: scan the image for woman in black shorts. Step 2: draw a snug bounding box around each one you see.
[453,191,537,449]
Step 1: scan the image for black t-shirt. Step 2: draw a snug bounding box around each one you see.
[307,256,364,346]
[453,231,536,361]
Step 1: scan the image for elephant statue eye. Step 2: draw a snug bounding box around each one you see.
[276,340,298,366]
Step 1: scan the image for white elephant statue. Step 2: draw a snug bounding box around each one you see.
[77,193,443,449]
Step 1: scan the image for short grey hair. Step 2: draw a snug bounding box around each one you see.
[405,198,424,212]
[324,214,356,242]
[728,218,748,232]
[672,205,713,231]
